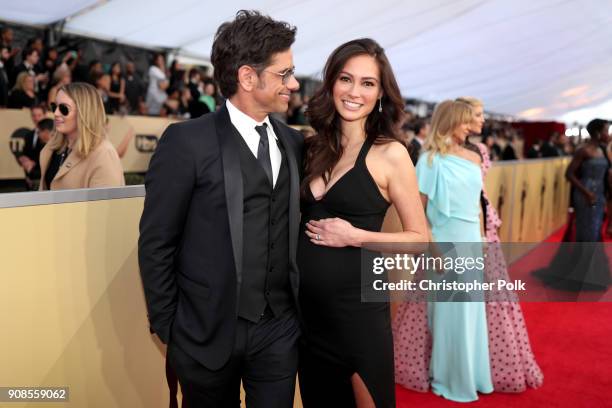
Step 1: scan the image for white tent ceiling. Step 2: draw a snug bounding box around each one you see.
[2,0,612,123]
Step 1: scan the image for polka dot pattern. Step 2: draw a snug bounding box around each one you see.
[392,300,431,392]
[478,143,543,391]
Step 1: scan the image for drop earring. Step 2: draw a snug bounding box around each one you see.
[378,98,382,113]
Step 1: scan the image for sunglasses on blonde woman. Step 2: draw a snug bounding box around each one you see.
[50,102,71,116]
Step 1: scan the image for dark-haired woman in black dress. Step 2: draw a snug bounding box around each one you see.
[298,38,428,408]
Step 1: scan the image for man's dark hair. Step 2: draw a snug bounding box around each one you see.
[37,118,54,132]
[26,37,42,48]
[22,47,38,60]
[210,10,296,98]
[31,103,47,113]
[91,71,104,84]
[586,118,608,139]
[413,119,428,136]
[88,60,101,69]
[188,68,200,79]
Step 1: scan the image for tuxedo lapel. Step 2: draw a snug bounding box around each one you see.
[270,119,300,294]
[215,106,244,300]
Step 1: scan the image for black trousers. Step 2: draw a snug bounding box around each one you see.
[167,309,300,408]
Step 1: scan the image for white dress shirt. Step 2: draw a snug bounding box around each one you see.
[32,129,39,149]
[226,99,282,187]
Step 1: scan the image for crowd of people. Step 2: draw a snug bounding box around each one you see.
[0,26,223,119]
[136,11,567,408]
[400,113,578,163]
[2,13,610,407]
[2,24,585,166]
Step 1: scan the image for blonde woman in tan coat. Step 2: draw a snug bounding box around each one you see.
[39,82,124,190]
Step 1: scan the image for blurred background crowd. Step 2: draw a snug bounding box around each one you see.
[0,22,590,177]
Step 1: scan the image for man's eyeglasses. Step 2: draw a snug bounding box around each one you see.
[50,102,71,116]
[263,67,296,85]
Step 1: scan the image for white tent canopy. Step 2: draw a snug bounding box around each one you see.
[2,0,612,122]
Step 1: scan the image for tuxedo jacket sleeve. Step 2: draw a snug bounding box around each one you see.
[138,121,199,344]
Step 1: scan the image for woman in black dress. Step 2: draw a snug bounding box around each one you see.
[298,38,428,407]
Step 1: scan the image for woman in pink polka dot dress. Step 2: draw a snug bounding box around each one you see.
[393,97,543,394]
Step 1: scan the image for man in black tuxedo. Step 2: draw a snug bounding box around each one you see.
[9,105,50,190]
[408,118,429,165]
[11,117,53,190]
[139,10,302,408]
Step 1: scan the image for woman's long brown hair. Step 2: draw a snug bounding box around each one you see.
[301,38,406,197]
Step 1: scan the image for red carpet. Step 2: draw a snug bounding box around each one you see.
[395,226,612,407]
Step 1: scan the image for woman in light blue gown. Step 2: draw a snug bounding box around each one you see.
[416,99,494,402]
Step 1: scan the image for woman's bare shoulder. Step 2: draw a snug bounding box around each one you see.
[463,148,482,165]
[372,139,410,164]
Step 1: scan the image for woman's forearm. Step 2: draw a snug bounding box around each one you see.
[356,228,429,254]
